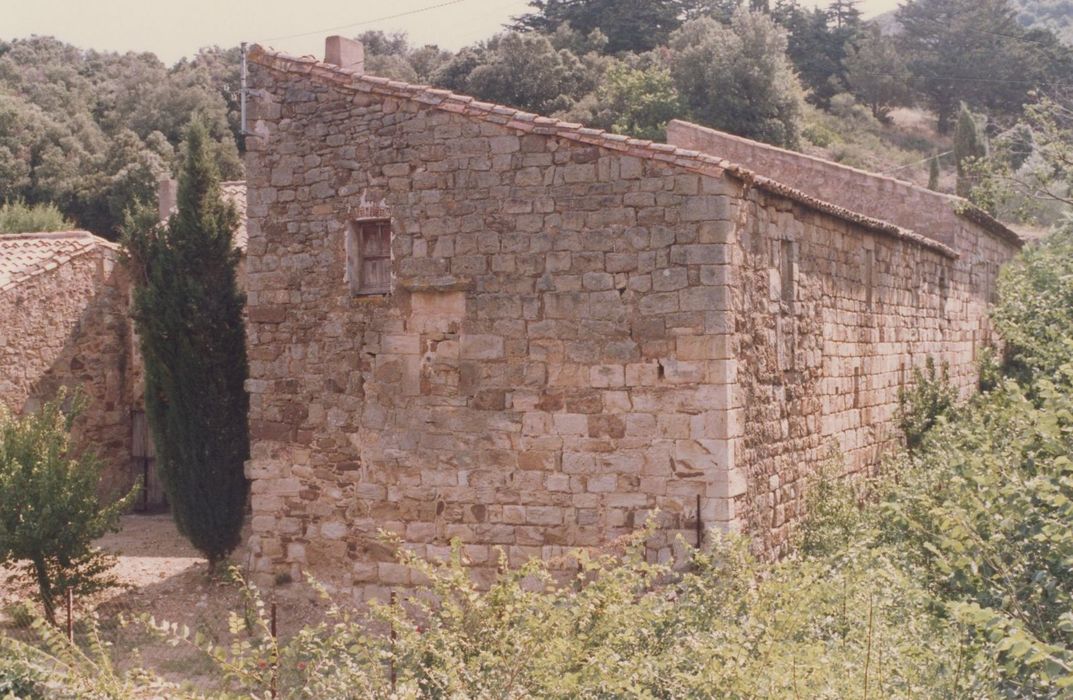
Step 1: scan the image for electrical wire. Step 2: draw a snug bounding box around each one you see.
[261,0,474,43]
[877,149,953,175]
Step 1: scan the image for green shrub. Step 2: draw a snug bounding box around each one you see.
[1,613,187,699]
[803,122,839,148]
[883,365,1073,694]
[897,356,959,451]
[0,199,73,234]
[797,453,865,557]
[992,222,1073,385]
[0,391,134,624]
[123,529,979,699]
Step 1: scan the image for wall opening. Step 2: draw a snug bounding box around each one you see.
[779,239,795,307]
[347,219,392,295]
[863,248,875,310]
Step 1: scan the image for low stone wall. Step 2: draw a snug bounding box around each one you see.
[724,184,1018,554]
[666,119,1018,253]
[0,246,136,500]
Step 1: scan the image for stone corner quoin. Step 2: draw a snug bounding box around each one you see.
[240,42,1020,600]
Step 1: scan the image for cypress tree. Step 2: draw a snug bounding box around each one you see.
[124,119,248,573]
[928,154,940,191]
[954,103,988,197]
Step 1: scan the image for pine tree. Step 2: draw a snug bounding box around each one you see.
[928,154,941,191]
[124,119,248,574]
[954,104,988,197]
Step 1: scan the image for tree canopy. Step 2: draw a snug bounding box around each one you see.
[0,37,242,238]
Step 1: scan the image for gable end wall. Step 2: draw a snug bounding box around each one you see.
[245,60,743,598]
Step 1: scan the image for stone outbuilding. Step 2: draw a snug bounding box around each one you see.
[0,180,251,510]
[0,231,141,501]
[242,39,1021,598]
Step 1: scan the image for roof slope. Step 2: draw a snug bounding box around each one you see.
[250,45,969,259]
[0,231,118,293]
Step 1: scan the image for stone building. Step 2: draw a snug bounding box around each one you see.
[0,231,139,501]
[0,181,250,510]
[242,38,1021,597]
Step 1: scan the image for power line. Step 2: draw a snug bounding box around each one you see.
[877,150,953,176]
[261,0,473,43]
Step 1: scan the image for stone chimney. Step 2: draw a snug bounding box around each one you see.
[158,177,177,223]
[325,36,364,73]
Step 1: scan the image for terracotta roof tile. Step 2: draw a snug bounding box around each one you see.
[0,231,118,292]
[249,45,964,260]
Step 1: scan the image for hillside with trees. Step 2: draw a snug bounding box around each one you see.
[0,38,242,238]
[1,0,1070,235]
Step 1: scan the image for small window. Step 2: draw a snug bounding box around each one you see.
[779,239,795,305]
[347,219,392,295]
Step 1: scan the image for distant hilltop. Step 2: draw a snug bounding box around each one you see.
[875,0,1073,43]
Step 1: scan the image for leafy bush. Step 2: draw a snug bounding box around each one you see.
[670,10,805,149]
[114,530,977,698]
[883,365,1073,694]
[797,453,865,557]
[0,391,134,624]
[593,63,683,141]
[992,221,1073,385]
[1,614,187,699]
[897,356,959,451]
[0,199,73,234]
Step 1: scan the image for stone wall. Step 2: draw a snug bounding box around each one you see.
[665,119,1021,553]
[726,188,1017,553]
[0,244,137,500]
[666,119,1019,253]
[245,51,741,598]
[244,46,1021,594]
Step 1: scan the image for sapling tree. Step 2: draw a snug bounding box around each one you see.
[124,118,249,574]
[0,391,133,624]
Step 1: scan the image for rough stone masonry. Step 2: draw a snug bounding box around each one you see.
[243,38,1021,599]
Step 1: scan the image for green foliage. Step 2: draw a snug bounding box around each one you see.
[512,0,706,53]
[897,356,959,451]
[0,392,133,625]
[992,221,1073,384]
[844,25,912,123]
[797,454,865,557]
[436,32,596,116]
[968,97,1072,224]
[929,153,941,190]
[124,119,248,573]
[883,365,1073,694]
[1,612,188,698]
[955,104,988,197]
[776,0,863,108]
[670,10,805,148]
[588,63,683,140]
[119,529,976,698]
[895,0,1070,133]
[0,198,73,234]
[0,36,241,237]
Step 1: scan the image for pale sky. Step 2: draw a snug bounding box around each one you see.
[3,0,901,66]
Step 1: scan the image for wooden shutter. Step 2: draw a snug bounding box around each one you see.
[354,219,391,294]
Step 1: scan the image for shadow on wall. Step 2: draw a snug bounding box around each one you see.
[19,261,147,508]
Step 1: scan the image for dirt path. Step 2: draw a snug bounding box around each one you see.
[0,514,324,693]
